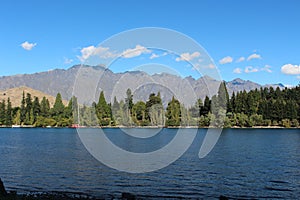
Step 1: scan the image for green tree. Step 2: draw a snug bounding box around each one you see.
[235,91,247,114]
[217,81,229,110]
[249,114,264,126]
[180,104,192,126]
[40,97,50,117]
[235,112,248,127]
[5,98,13,126]
[258,99,269,119]
[13,109,21,125]
[132,101,147,125]
[145,93,164,126]
[0,100,5,125]
[201,96,211,116]
[112,96,120,113]
[228,92,236,113]
[52,93,65,117]
[96,91,112,126]
[117,100,128,125]
[124,88,133,114]
[190,98,203,122]
[285,100,298,120]
[64,96,78,122]
[282,118,291,128]
[25,93,33,124]
[32,96,41,123]
[20,91,26,124]
[246,94,256,116]
[122,89,134,126]
[165,96,181,126]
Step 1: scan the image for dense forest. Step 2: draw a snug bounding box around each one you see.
[0,82,299,128]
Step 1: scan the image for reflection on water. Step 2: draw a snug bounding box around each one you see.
[0,128,299,199]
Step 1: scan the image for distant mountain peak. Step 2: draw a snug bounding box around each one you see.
[184,75,196,82]
[232,78,244,82]
[231,78,247,83]
[278,83,285,87]
[69,64,106,71]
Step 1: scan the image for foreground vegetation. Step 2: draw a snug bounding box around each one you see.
[0,83,299,128]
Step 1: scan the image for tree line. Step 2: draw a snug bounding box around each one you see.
[0,83,299,128]
[0,92,75,127]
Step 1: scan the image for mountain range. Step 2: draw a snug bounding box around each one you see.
[0,65,285,107]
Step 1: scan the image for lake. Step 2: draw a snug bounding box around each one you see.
[0,128,299,199]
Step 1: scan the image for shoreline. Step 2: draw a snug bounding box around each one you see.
[0,125,298,129]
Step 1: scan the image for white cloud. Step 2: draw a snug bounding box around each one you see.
[261,65,272,73]
[236,57,245,63]
[175,51,201,62]
[64,57,73,64]
[247,53,262,61]
[21,41,37,50]
[233,65,271,74]
[78,45,117,62]
[150,52,168,59]
[78,44,152,62]
[198,58,204,63]
[204,64,216,69]
[233,68,242,74]
[150,53,159,59]
[122,45,151,58]
[219,56,233,64]
[245,66,259,73]
[281,64,300,75]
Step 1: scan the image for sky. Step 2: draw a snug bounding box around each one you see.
[0,0,300,86]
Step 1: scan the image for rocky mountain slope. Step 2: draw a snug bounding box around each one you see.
[0,65,285,107]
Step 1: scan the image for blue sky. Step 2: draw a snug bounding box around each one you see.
[0,0,299,86]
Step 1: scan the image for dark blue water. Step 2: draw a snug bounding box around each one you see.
[0,128,299,199]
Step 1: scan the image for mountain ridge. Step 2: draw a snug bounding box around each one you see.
[0,65,285,107]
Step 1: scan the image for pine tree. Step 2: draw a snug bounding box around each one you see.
[217,81,229,110]
[25,93,32,124]
[65,96,77,119]
[111,96,120,122]
[145,93,164,126]
[201,96,211,116]
[132,101,147,125]
[190,98,203,118]
[0,100,6,125]
[96,91,111,126]
[40,97,50,117]
[112,96,120,111]
[246,94,255,116]
[32,96,41,123]
[52,93,65,117]
[124,88,133,114]
[229,92,236,113]
[5,98,12,126]
[20,91,26,124]
[165,96,181,126]
[285,100,298,120]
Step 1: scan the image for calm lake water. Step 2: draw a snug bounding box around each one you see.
[0,128,299,199]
